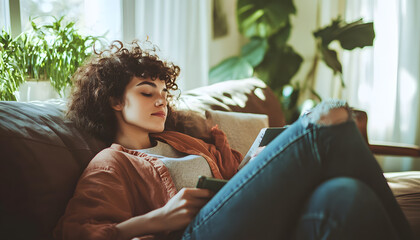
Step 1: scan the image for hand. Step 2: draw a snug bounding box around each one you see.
[156,188,213,231]
[116,188,213,239]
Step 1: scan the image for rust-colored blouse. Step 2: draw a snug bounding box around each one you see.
[54,127,242,240]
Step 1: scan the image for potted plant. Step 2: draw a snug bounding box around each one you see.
[0,16,102,101]
[209,0,375,122]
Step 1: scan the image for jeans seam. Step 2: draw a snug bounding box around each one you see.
[186,126,316,236]
[311,129,321,164]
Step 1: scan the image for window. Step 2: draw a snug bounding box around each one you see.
[5,0,210,91]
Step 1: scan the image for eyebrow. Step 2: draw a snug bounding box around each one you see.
[136,81,157,87]
[136,81,168,91]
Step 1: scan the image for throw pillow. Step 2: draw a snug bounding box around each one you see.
[205,110,269,156]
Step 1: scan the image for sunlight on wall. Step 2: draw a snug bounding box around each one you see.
[398,69,417,133]
[368,0,399,141]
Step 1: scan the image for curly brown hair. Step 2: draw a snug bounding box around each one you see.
[67,40,180,144]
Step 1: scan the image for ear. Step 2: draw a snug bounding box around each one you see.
[110,97,123,111]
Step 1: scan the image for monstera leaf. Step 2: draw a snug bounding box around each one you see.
[335,20,375,50]
[241,37,268,67]
[314,17,375,49]
[255,45,302,91]
[209,37,268,83]
[320,47,342,75]
[270,22,292,49]
[237,0,296,38]
[313,17,375,86]
[209,57,253,83]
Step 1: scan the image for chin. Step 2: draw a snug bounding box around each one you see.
[150,126,165,133]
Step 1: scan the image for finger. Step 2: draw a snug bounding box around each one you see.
[182,188,214,198]
[187,197,211,207]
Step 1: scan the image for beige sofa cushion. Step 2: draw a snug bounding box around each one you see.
[385,171,420,238]
[205,110,269,156]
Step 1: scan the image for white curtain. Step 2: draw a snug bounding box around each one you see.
[133,0,211,91]
[0,0,10,30]
[76,0,211,92]
[83,0,211,92]
[342,0,420,170]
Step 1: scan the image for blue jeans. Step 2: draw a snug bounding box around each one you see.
[181,104,412,239]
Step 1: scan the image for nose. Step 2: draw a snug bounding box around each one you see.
[155,96,166,107]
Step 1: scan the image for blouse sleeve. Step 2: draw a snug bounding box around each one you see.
[53,151,157,240]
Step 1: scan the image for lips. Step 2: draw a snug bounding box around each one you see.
[151,111,166,118]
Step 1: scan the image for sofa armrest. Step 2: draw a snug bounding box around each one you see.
[352,109,420,157]
[369,142,420,157]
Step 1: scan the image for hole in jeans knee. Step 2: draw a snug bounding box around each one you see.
[307,100,352,126]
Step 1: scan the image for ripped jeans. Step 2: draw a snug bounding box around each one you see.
[182,100,412,240]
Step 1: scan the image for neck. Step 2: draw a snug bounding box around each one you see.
[112,109,157,149]
[114,125,153,150]
[114,117,152,149]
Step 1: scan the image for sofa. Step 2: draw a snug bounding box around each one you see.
[0,78,419,239]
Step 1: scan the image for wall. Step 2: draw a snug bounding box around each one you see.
[288,0,346,100]
[209,0,245,68]
[287,0,318,85]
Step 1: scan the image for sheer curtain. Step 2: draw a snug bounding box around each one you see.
[342,0,420,171]
[7,0,211,92]
[0,0,10,30]
[82,0,211,91]
[133,0,211,91]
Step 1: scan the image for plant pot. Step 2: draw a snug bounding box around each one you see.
[15,80,61,102]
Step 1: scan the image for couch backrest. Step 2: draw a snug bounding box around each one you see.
[0,78,285,239]
[176,78,285,127]
[0,100,106,239]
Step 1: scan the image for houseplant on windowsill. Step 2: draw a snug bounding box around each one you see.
[0,16,102,101]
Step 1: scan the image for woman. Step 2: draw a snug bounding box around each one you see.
[54,41,412,240]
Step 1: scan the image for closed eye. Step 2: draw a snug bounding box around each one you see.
[141,93,153,97]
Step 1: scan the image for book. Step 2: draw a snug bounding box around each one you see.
[195,127,287,193]
[238,127,287,170]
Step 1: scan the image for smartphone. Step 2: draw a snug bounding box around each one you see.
[196,176,228,193]
[258,127,288,146]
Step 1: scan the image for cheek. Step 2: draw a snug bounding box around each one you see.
[123,98,144,118]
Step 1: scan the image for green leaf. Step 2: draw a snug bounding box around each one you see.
[237,0,296,38]
[0,16,103,100]
[241,37,268,67]
[313,18,341,46]
[320,46,342,75]
[336,22,375,50]
[66,22,75,29]
[255,45,303,91]
[314,18,375,50]
[269,22,291,49]
[209,56,253,83]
